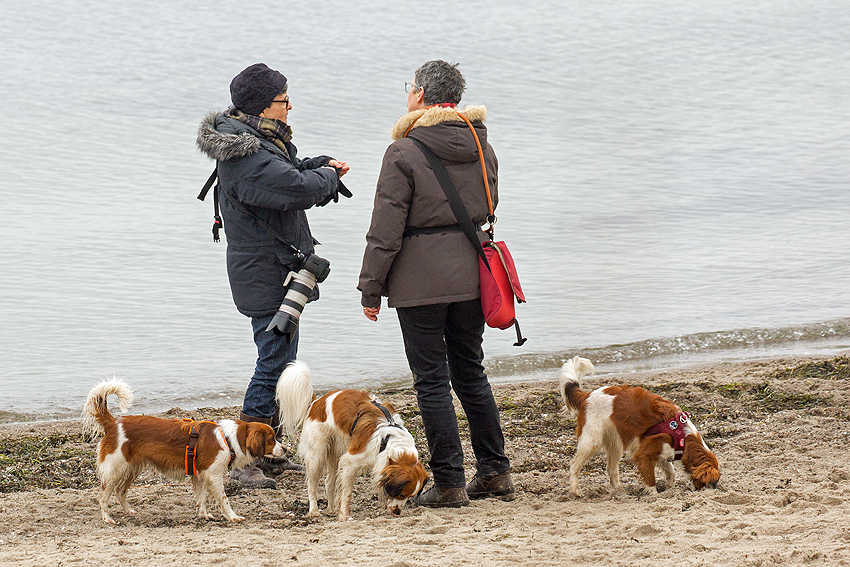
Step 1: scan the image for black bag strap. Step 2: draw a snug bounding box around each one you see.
[408,137,490,271]
[197,167,304,260]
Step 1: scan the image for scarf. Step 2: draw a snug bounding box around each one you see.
[226,107,293,153]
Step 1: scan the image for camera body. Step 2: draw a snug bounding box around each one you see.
[265,253,330,342]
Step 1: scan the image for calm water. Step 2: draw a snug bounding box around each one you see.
[2,0,849,421]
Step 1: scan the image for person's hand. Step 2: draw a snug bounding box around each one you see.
[327,160,350,177]
[363,306,380,321]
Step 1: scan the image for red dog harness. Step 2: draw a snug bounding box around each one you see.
[643,411,690,460]
[183,419,236,475]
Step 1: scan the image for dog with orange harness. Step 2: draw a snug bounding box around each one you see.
[82,378,283,523]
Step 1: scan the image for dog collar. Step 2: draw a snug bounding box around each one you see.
[643,411,690,460]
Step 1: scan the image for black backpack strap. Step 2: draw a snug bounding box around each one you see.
[197,168,218,201]
[197,168,223,242]
[408,137,490,271]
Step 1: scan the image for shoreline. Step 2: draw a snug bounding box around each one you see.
[2,354,849,565]
[4,337,849,426]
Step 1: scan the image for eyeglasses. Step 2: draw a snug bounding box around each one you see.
[271,97,291,107]
[404,82,420,93]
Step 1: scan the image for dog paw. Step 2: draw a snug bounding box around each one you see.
[641,486,659,499]
[307,510,321,518]
[228,515,246,523]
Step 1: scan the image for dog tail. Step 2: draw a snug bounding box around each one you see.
[559,356,595,415]
[81,378,133,439]
[276,360,315,439]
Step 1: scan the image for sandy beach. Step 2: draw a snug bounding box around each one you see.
[2,355,849,566]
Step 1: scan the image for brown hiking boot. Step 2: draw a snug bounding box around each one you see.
[230,459,277,489]
[466,471,515,501]
[412,485,469,508]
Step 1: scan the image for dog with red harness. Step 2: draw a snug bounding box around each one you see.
[559,356,720,497]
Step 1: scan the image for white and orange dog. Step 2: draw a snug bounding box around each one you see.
[276,361,429,519]
[82,379,283,523]
[559,356,720,497]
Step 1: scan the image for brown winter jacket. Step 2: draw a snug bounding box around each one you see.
[358,105,498,309]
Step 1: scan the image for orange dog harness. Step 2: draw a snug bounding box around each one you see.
[183,419,236,475]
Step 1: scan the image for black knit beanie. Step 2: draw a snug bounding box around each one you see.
[229,63,288,116]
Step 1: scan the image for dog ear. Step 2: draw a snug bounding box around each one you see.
[649,398,671,420]
[246,424,268,458]
[683,434,720,489]
[379,461,410,499]
[380,458,429,499]
[690,462,721,490]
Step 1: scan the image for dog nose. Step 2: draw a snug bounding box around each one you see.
[709,480,718,489]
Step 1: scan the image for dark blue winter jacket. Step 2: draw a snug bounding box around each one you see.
[197,111,340,317]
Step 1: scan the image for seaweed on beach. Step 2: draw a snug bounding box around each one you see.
[498,391,569,437]
[769,356,850,381]
[0,431,96,492]
[711,382,829,412]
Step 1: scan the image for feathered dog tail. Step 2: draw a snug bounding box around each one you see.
[559,356,595,416]
[276,361,316,439]
[81,378,134,439]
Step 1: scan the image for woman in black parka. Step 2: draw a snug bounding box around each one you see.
[197,63,350,488]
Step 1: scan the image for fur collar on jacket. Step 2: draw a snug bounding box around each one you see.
[196,110,262,162]
[390,105,487,141]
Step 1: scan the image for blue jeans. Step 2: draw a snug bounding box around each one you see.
[396,299,510,488]
[242,314,299,419]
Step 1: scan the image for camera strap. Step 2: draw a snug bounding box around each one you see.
[198,168,304,261]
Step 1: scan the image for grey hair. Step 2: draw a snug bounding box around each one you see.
[414,60,466,105]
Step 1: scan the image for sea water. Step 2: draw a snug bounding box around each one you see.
[1,0,848,421]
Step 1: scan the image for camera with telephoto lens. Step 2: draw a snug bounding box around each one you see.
[265,253,331,342]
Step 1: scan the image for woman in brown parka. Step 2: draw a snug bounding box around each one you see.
[358,60,514,508]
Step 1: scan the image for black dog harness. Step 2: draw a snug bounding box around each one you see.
[348,401,404,453]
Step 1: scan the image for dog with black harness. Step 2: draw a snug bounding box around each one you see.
[276,361,429,519]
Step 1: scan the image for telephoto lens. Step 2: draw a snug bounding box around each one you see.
[265,254,331,342]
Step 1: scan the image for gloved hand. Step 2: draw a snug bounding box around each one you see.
[317,177,353,206]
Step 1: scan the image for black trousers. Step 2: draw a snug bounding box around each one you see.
[396,299,510,487]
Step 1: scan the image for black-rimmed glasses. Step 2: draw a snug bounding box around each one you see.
[271,97,291,106]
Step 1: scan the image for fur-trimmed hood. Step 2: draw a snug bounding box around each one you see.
[390,104,487,140]
[392,104,489,164]
[196,110,262,162]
